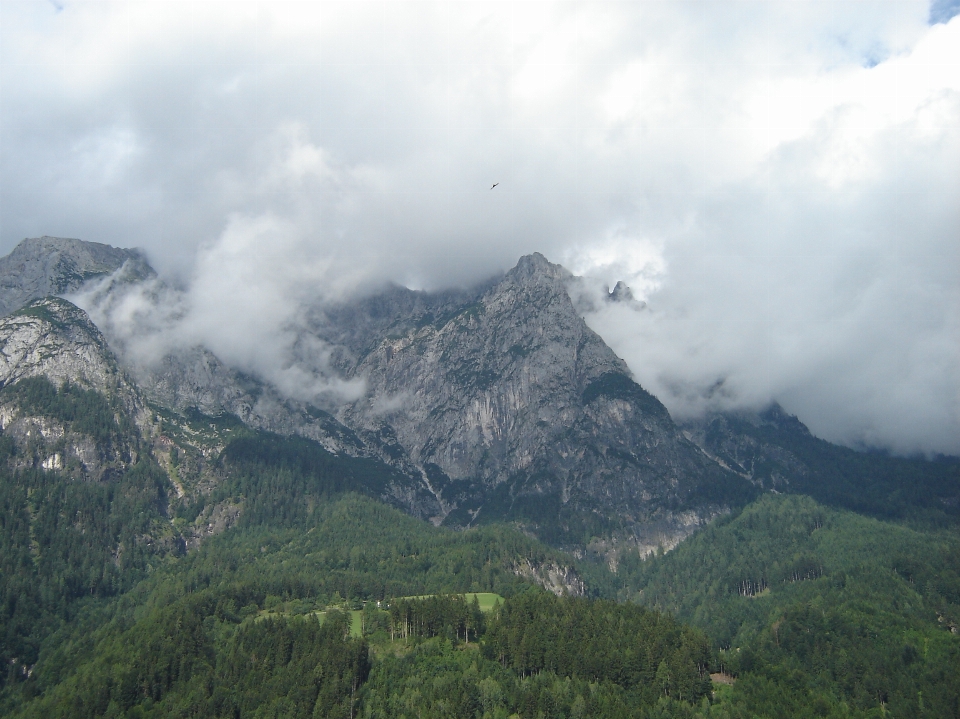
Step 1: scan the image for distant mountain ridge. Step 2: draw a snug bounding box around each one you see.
[0,236,153,318]
[680,404,960,523]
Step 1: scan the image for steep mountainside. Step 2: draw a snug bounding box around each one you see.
[0,294,438,523]
[133,347,369,456]
[0,297,149,480]
[314,253,753,545]
[131,348,446,520]
[0,236,152,317]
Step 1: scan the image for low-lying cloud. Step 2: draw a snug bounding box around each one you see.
[3,2,958,455]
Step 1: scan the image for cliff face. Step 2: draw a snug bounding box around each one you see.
[321,253,748,541]
[0,297,147,481]
[339,253,629,482]
[0,297,140,405]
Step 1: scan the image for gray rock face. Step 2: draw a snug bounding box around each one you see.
[0,297,147,480]
[513,558,586,597]
[0,236,153,317]
[124,346,444,521]
[135,346,270,424]
[0,297,129,397]
[337,254,627,480]
[133,347,428,475]
[319,253,745,541]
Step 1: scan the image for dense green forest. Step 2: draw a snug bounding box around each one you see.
[0,379,174,697]
[618,494,960,717]
[0,487,715,718]
[1,387,959,717]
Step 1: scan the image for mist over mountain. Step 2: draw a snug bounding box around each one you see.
[64,223,959,459]
[1,3,957,456]
[1,235,955,556]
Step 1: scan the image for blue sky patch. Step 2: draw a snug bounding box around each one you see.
[930,0,960,24]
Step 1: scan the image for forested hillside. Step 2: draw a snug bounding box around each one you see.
[0,379,175,697]
[618,494,960,717]
[1,483,713,718]
[2,376,959,718]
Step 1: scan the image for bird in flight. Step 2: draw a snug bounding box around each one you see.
[490,183,499,189]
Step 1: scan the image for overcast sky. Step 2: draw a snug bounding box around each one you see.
[1,1,958,455]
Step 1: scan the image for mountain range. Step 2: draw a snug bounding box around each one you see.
[0,236,956,556]
[1,235,958,718]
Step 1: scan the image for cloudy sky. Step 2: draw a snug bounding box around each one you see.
[1,1,958,455]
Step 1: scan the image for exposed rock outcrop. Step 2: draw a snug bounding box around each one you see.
[0,297,148,480]
[513,559,586,597]
[0,298,128,395]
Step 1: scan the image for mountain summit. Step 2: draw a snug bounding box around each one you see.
[0,236,153,317]
[317,252,750,545]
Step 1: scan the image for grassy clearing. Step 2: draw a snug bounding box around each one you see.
[395,592,503,612]
[255,593,504,638]
[467,592,503,611]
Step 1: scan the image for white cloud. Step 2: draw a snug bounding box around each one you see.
[2,1,958,454]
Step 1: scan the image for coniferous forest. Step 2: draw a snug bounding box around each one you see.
[0,390,958,718]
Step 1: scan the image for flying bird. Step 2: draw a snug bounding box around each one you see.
[490,182,499,189]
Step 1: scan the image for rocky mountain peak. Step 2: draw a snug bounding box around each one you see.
[0,239,753,549]
[608,280,634,303]
[0,236,154,317]
[326,252,746,542]
[509,252,571,285]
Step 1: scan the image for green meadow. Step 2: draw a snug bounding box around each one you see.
[394,592,503,611]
